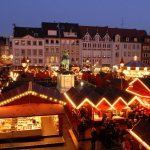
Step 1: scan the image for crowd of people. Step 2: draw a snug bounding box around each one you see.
[76,106,150,150]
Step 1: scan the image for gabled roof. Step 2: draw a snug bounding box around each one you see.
[128,119,150,149]
[139,78,150,89]
[126,78,150,98]
[0,82,65,106]
[94,86,107,96]
[66,87,85,107]
[13,27,43,38]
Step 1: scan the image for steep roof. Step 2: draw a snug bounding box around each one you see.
[0,82,65,106]
[42,22,81,38]
[79,25,148,42]
[13,27,43,38]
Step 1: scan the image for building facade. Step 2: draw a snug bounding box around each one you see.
[11,22,150,71]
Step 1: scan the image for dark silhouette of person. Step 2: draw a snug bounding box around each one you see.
[77,121,86,141]
[91,127,97,149]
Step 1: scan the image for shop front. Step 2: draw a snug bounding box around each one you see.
[0,103,64,139]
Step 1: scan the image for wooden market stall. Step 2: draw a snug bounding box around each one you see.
[0,82,66,140]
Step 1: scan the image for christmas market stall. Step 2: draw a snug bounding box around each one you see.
[0,82,66,143]
[126,78,150,114]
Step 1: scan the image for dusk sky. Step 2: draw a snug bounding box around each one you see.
[0,0,150,35]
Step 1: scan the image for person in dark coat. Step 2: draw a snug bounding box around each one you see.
[77,121,85,141]
[91,127,97,149]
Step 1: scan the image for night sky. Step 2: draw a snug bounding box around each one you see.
[0,0,150,35]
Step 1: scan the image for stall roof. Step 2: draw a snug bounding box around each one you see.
[0,103,64,118]
[128,119,150,150]
[124,60,149,68]
[0,82,65,105]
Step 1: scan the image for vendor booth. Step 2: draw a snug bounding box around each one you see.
[0,82,65,148]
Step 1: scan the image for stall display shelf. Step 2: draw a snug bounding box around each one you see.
[17,116,41,131]
[52,115,59,133]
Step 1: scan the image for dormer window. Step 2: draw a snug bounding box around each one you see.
[95,35,99,42]
[48,30,57,36]
[34,33,38,37]
[126,37,129,41]
[115,35,120,42]
[134,38,137,42]
[85,36,89,41]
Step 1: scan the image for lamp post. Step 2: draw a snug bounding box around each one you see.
[21,57,29,72]
[86,58,90,71]
[120,58,124,90]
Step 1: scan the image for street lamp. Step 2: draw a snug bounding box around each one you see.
[120,58,124,90]
[21,57,30,72]
[86,58,90,71]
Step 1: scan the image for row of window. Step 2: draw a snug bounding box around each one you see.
[45,56,59,63]
[15,49,43,56]
[15,58,43,64]
[84,35,137,43]
[124,44,140,49]
[143,46,150,50]
[143,60,150,64]
[45,47,59,53]
[83,43,111,48]
[14,40,43,46]
[143,53,150,57]
[123,51,140,57]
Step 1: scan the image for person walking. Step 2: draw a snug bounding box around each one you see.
[91,127,97,149]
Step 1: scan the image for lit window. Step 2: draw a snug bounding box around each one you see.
[115,36,119,42]
[15,40,19,45]
[48,30,57,36]
[134,38,137,42]
[126,37,129,41]
[21,40,25,45]
[15,58,20,64]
